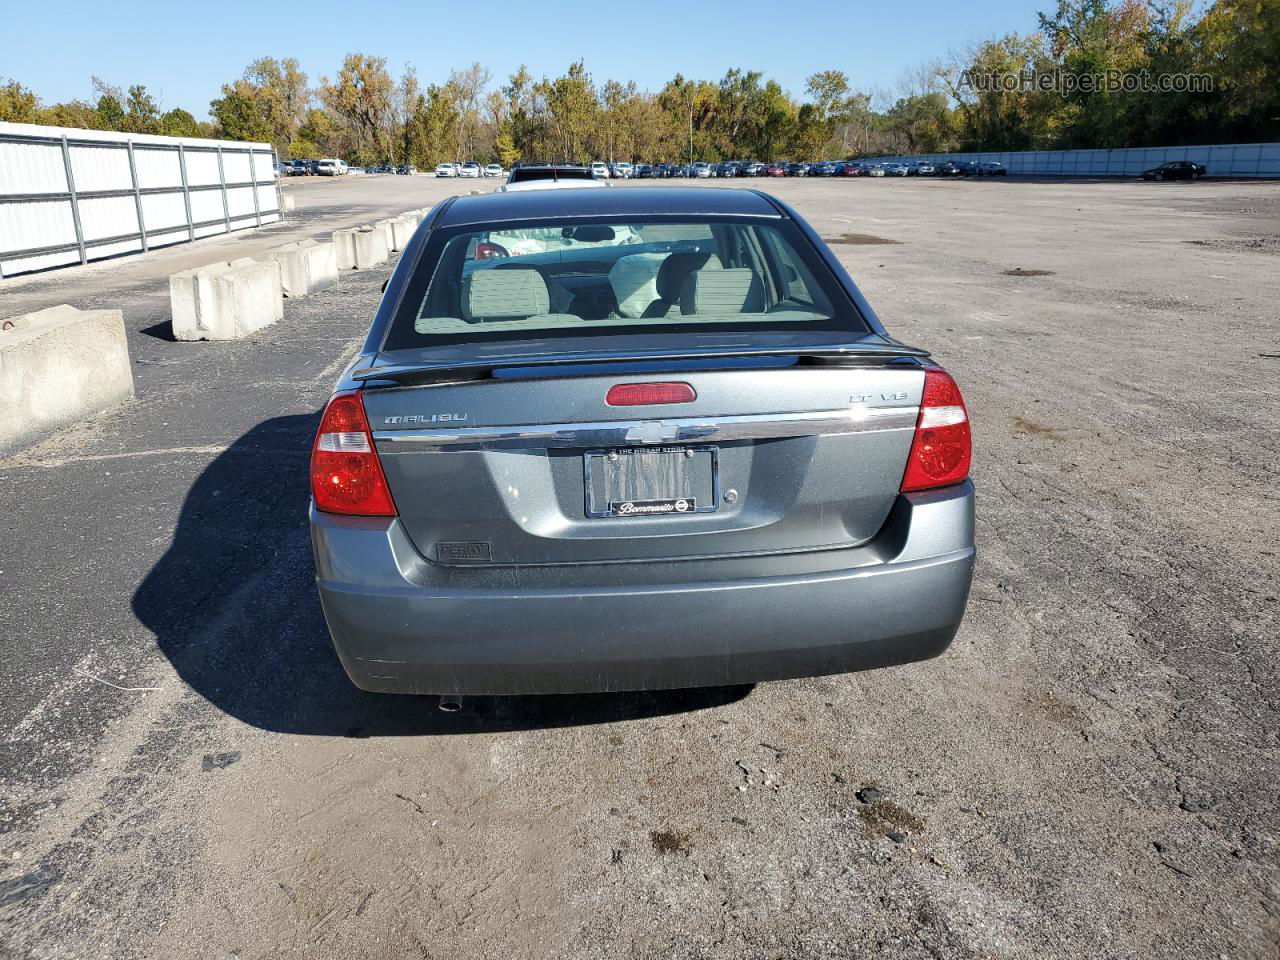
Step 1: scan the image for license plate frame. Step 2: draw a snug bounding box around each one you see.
[583,445,719,519]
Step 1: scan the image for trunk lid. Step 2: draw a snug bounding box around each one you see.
[361,347,925,567]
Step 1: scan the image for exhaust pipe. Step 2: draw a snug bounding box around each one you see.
[438,695,464,713]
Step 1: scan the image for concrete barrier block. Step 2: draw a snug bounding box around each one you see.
[332,228,359,270]
[169,257,284,341]
[373,218,398,249]
[262,240,338,297]
[352,227,389,269]
[390,217,417,251]
[0,305,134,456]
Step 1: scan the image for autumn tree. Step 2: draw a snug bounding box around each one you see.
[0,80,39,123]
[158,108,204,138]
[538,62,598,161]
[210,80,273,143]
[319,53,395,164]
[7,4,1279,155]
[447,63,491,161]
[1192,0,1280,142]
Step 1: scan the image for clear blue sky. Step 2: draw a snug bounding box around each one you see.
[4,0,1045,115]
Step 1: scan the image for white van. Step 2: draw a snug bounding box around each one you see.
[316,158,347,176]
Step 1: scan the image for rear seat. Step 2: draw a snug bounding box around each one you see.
[679,267,764,315]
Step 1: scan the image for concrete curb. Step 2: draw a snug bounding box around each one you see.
[373,218,399,251]
[352,227,389,269]
[333,227,389,270]
[389,218,417,252]
[262,240,338,298]
[332,228,359,270]
[0,305,134,457]
[169,258,284,341]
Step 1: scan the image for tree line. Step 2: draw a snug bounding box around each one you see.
[1,1,1275,163]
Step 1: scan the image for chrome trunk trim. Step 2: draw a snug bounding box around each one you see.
[372,406,918,451]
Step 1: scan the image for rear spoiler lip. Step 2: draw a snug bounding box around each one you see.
[351,340,930,384]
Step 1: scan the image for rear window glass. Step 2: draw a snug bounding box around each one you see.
[383,217,865,350]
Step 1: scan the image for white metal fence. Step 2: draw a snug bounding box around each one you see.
[0,121,281,278]
[871,142,1280,178]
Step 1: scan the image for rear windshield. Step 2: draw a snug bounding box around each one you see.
[382,217,867,350]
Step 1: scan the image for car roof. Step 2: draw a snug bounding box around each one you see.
[437,186,782,226]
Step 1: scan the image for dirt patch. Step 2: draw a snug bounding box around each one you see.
[1186,237,1280,254]
[1012,415,1067,440]
[1004,267,1056,276]
[826,233,900,245]
[857,799,925,838]
[649,829,693,856]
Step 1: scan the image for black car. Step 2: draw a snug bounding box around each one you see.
[978,162,1008,177]
[935,162,962,177]
[784,162,808,177]
[505,163,597,186]
[809,162,836,177]
[635,164,658,178]
[1141,160,1206,181]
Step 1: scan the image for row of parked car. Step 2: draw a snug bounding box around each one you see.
[595,159,1009,178]
[435,162,507,178]
[279,158,351,176]
[367,163,420,175]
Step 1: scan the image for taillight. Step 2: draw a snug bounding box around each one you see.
[311,391,397,516]
[605,382,697,406]
[900,367,972,493]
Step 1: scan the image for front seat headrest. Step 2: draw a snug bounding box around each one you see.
[655,252,720,303]
[461,269,550,320]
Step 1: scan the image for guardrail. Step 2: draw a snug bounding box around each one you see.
[866,142,1280,178]
[0,121,281,278]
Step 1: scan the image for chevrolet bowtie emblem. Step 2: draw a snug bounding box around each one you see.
[624,421,680,445]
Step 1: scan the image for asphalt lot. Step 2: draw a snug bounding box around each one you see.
[1,173,1278,959]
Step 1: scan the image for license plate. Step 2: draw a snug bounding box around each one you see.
[584,446,718,518]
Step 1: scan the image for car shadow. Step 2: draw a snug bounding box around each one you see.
[132,414,752,737]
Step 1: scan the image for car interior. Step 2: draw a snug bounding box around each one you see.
[410,221,836,336]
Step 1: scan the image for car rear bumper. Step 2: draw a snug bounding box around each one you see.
[311,482,975,695]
